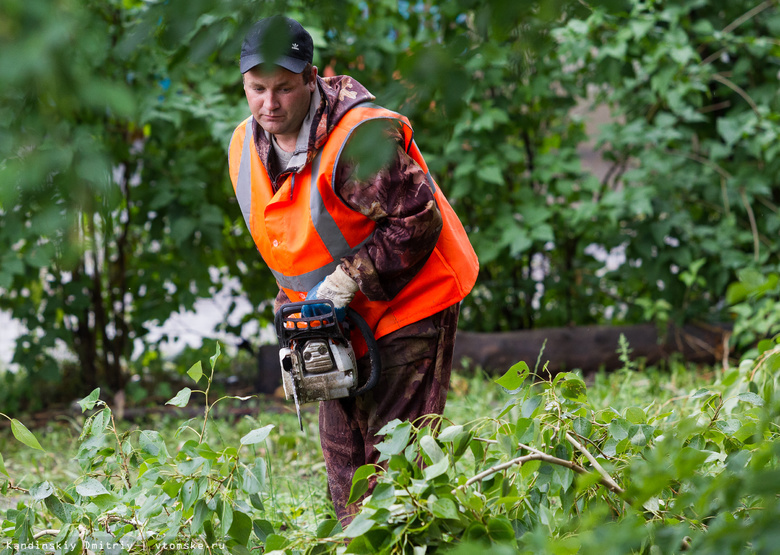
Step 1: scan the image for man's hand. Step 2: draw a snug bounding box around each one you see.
[302,266,359,322]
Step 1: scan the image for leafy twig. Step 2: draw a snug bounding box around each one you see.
[110,411,132,489]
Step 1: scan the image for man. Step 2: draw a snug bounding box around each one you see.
[227,15,478,525]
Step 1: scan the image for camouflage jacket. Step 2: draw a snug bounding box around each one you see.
[251,75,443,310]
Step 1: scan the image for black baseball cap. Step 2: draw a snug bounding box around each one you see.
[240,16,314,74]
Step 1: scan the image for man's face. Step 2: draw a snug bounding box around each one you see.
[243,65,317,148]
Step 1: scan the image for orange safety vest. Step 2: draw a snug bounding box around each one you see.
[228,103,478,353]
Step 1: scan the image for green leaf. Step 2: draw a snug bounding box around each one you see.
[629,424,654,447]
[77,388,102,413]
[343,512,376,538]
[90,407,111,436]
[44,495,75,524]
[737,392,764,406]
[29,481,54,500]
[420,435,446,464]
[521,396,543,418]
[210,342,222,370]
[171,216,197,244]
[377,418,403,436]
[241,466,262,495]
[375,421,412,457]
[572,416,592,439]
[316,519,340,538]
[575,470,603,492]
[11,419,44,451]
[624,406,646,424]
[180,479,198,512]
[423,456,450,480]
[515,417,536,443]
[253,519,275,543]
[347,465,375,505]
[495,361,530,391]
[202,519,215,547]
[481,165,505,185]
[228,509,252,546]
[463,522,489,544]
[177,456,206,475]
[365,483,395,509]
[691,388,712,400]
[162,479,182,499]
[609,418,631,441]
[249,493,264,511]
[431,498,459,520]
[438,425,464,443]
[219,499,233,537]
[487,516,515,542]
[240,424,275,445]
[561,377,587,402]
[717,117,742,146]
[191,500,210,534]
[453,428,474,459]
[187,360,204,383]
[13,506,35,546]
[0,453,8,477]
[166,387,192,407]
[265,534,290,551]
[75,477,110,497]
[139,430,169,460]
[342,118,398,180]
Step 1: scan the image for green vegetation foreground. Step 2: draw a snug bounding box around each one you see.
[2,335,780,554]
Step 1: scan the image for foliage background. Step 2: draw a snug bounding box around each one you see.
[1,0,778,408]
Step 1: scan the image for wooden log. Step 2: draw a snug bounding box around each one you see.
[452,322,731,375]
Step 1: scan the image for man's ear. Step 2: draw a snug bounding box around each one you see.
[308,66,318,90]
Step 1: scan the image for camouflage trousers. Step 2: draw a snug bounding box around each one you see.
[318,303,460,526]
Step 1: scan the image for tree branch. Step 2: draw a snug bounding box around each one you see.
[711,73,760,117]
[453,441,624,496]
[738,188,761,262]
[699,1,776,64]
[565,432,625,494]
[723,0,775,35]
[33,529,61,540]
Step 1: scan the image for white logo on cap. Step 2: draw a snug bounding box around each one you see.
[292,43,300,51]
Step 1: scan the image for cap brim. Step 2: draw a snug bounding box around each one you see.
[240,55,309,74]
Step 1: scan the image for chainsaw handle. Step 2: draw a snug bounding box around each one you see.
[347,307,382,397]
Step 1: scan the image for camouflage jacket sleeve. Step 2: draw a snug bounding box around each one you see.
[334,125,443,301]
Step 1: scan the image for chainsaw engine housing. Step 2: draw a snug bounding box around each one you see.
[275,301,358,405]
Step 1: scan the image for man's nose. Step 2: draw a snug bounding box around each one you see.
[264,91,281,109]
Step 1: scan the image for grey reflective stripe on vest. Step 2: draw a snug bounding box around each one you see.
[268,259,342,292]
[235,118,253,232]
[234,117,369,292]
[309,150,352,260]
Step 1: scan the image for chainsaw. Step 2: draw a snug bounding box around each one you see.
[274,299,381,430]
